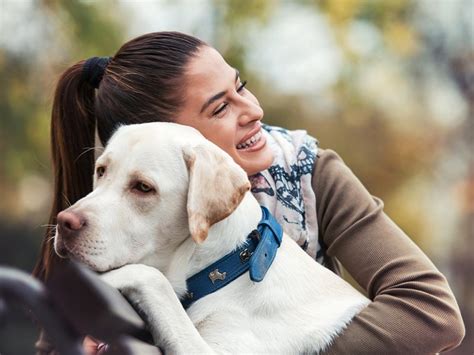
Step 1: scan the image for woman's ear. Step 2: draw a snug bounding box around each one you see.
[183,142,250,244]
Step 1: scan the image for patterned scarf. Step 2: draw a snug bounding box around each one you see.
[249,125,324,264]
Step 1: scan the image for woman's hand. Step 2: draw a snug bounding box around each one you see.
[83,336,108,355]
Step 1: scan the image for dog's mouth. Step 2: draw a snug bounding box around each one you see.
[54,234,112,272]
[53,234,70,259]
[54,238,82,263]
[64,248,111,273]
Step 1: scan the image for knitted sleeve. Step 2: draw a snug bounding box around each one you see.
[314,149,465,353]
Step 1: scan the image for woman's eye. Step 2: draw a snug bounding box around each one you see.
[213,103,228,118]
[211,80,247,119]
[237,80,247,93]
[96,166,105,177]
[134,182,154,194]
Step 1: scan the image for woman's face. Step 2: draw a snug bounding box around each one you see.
[175,46,274,176]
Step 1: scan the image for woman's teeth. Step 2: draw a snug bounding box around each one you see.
[236,131,262,150]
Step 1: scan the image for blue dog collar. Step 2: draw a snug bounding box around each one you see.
[181,206,283,309]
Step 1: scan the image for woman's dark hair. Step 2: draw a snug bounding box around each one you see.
[33,31,206,280]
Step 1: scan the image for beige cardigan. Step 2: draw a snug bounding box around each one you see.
[36,148,465,354]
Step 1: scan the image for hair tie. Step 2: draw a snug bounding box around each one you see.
[82,56,111,89]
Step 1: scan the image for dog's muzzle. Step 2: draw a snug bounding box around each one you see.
[55,210,88,257]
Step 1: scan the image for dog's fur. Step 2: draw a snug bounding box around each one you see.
[54,122,370,354]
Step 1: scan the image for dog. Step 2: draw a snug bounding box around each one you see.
[54,122,370,354]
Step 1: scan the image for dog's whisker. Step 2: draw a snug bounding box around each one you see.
[40,224,57,242]
[74,146,104,164]
[62,193,72,208]
[46,226,57,239]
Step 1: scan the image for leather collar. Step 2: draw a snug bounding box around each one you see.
[181,206,283,309]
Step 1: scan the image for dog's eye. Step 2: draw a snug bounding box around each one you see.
[134,182,154,194]
[96,166,106,178]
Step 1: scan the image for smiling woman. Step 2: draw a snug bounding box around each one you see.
[33,31,465,354]
[175,46,273,175]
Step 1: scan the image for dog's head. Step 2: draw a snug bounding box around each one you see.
[54,122,250,272]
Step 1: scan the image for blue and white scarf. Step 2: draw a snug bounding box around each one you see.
[249,125,324,264]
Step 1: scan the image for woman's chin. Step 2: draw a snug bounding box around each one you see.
[238,147,274,176]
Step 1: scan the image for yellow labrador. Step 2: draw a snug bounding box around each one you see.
[54,122,370,354]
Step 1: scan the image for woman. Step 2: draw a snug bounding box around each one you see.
[34,31,464,354]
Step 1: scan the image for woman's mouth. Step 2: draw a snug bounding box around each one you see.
[236,130,263,150]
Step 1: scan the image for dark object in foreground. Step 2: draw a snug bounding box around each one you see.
[0,261,158,354]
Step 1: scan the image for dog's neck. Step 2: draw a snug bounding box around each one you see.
[166,192,262,298]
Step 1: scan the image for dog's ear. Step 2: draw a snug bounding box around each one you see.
[183,143,251,244]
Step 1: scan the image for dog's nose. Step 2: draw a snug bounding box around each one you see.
[57,210,86,236]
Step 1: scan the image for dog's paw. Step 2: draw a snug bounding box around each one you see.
[101,264,179,327]
[100,264,166,292]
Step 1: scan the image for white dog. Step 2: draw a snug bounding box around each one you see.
[54,122,370,354]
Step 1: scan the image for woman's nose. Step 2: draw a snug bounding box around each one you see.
[238,98,264,126]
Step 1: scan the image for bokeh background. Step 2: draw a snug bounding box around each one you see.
[0,0,472,353]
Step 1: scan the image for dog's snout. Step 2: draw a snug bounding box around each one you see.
[57,210,86,236]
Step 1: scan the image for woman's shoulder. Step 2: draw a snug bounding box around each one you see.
[313,148,365,189]
[312,147,383,237]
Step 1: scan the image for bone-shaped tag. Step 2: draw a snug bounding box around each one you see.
[209,269,226,284]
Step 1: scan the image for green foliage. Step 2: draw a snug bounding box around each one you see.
[213,0,275,72]
[43,0,125,57]
[1,1,472,352]
[0,0,125,219]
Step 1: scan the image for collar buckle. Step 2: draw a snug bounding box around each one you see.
[239,249,253,263]
[249,229,260,241]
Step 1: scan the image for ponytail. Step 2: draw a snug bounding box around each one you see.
[33,31,206,280]
[32,62,97,281]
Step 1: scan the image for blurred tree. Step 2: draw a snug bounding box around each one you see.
[212,0,276,74]
[1,0,471,351]
[1,1,126,352]
[0,0,125,221]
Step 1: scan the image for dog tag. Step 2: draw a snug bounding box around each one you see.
[209,269,226,284]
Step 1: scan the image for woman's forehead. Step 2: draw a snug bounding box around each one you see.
[183,46,236,104]
[186,47,234,86]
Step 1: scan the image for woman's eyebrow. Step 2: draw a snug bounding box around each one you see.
[199,69,240,113]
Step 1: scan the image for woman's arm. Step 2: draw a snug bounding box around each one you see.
[314,149,465,354]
